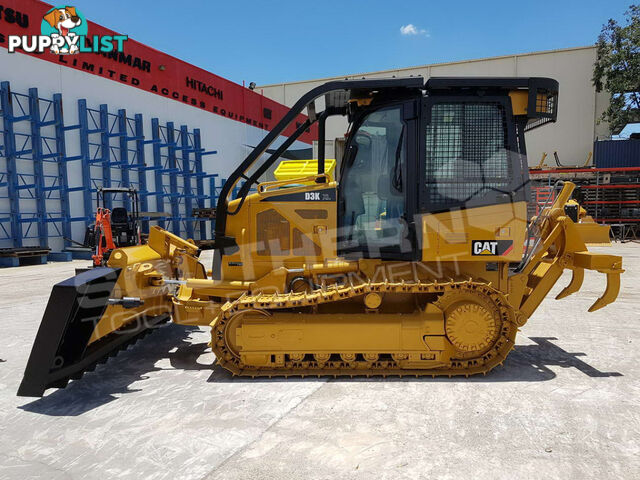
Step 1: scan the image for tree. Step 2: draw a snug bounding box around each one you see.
[593,5,640,135]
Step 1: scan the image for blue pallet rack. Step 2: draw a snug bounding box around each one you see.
[150,120,216,239]
[0,80,217,260]
[70,102,154,228]
[0,82,72,260]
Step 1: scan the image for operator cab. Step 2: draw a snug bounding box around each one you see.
[212,77,558,276]
[337,77,557,260]
[110,206,139,247]
[84,187,142,252]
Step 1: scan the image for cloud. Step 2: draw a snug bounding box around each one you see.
[400,24,428,36]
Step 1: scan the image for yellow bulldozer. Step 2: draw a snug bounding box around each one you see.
[19,77,624,396]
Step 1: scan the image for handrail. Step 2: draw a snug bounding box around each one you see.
[515,180,566,272]
[258,174,330,194]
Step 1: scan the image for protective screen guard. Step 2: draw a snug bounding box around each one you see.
[419,95,529,214]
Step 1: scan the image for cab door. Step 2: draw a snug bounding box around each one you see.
[337,100,420,260]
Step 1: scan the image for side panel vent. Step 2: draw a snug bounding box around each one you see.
[257,209,290,256]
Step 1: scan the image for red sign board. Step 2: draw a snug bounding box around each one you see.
[0,0,313,143]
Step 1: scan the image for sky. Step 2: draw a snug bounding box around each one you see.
[616,123,640,138]
[69,0,633,86]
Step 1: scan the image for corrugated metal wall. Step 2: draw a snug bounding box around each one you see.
[594,139,640,168]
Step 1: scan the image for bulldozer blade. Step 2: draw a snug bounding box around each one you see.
[555,268,584,300]
[588,272,622,313]
[574,220,612,246]
[18,268,118,397]
[18,268,169,397]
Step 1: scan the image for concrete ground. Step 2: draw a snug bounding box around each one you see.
[0,244,638,480]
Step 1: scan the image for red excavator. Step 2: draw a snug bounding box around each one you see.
[83,187,142,267]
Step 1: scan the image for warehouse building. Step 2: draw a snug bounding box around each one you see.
[258,46,610,168]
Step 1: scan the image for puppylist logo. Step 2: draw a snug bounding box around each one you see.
[7,5,127,55]
[41,5,85,54]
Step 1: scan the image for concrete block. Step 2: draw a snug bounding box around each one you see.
[48,252,73,262]
[0,257,19,268]
[68,250,93,260]
[21,255,47,266]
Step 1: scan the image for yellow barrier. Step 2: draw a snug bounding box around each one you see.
[274,159,336,181]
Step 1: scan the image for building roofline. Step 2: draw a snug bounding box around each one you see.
[257,45,596,88]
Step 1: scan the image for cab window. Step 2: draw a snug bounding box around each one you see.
[425,102,511,210]
[339,105,409,256]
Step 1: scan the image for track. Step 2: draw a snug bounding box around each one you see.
[211,279,518,378]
